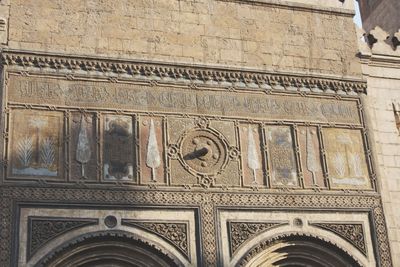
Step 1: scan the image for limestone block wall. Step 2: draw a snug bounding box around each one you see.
[0,0,361,77]
[360,27,400,266]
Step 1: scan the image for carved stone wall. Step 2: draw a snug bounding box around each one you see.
[0,51,393,267]
[0,0,396,266]
[4,0,361,77]
[359,26,400,266]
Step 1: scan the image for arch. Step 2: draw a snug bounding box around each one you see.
[34,230,183,267]
[238,234,364,267]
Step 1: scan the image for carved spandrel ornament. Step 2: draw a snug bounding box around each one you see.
[27,216,98,260]
[323,128,371,189]
[9,110,63,180]
[121,220,189,259]
[228,221,287,256]
[311,222,367,255]
[265,126,298,187]
[103,115,136,181]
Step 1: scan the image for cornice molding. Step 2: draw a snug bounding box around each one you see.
[0,49,367,95]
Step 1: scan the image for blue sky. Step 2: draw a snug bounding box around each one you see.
[353,0,362,27]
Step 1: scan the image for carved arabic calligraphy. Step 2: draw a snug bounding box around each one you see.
[9,75,360,124]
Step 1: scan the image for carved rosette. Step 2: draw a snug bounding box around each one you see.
[178,127,229,177]
[27,217,98,259]
[121,220,189,259]
[311,222,367,255]
[228,221,287,256]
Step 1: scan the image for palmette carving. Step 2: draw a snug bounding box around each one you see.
[10,110,62,178]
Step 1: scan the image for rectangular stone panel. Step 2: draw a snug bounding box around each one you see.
[103,115,136,181]
[139,116,166,184]
[298,126,325,187]
[8,75,361,125]
[240,123,266,186]
[265,125,298,186]
[323,128,371,189]
[8,109,63,180]
[70,113,98,181]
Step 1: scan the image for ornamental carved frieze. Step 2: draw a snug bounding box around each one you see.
[228,221,287,256]
[121,220,189,259]
[311,222,367,255]
[1,50,367,95]
[27,216,98,260]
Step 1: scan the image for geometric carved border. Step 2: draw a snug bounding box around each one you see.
[1,50,367,95]
[228,221,288,256]
[121,220,190,260]
[311,222,367,255]
[0,187,393,267]
[27,216,98,260]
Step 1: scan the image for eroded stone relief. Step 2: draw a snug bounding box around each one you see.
[103,115,135,181]
[10,110,62,179]
[323,128,370,189]
[265,126,298,186]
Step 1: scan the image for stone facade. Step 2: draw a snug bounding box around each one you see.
[359,26,400,266]
[0,0,396,266]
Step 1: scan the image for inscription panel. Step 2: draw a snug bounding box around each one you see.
[8,75,361,125]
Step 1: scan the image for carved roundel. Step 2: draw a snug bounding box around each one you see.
[179,128,229,175]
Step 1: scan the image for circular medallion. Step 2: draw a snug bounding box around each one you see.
[179,129,228,175]
[104,215,117,228]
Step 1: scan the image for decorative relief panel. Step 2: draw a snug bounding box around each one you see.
[103,115,136,181]
[265,126,298,187]
[2,73,375,192]
[139,116,165,184]
[70,113,98,181]
[240,124,266,186]
[9,110,63,180]
[168,117,240,188]
[298,126,324,187]
[323,128,370,189]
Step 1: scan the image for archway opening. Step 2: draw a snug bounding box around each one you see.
[34,231,180,267]
[243,235,362,267]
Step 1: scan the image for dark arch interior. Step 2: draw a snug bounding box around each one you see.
[34,232,179,267]
[244,235,362,267]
